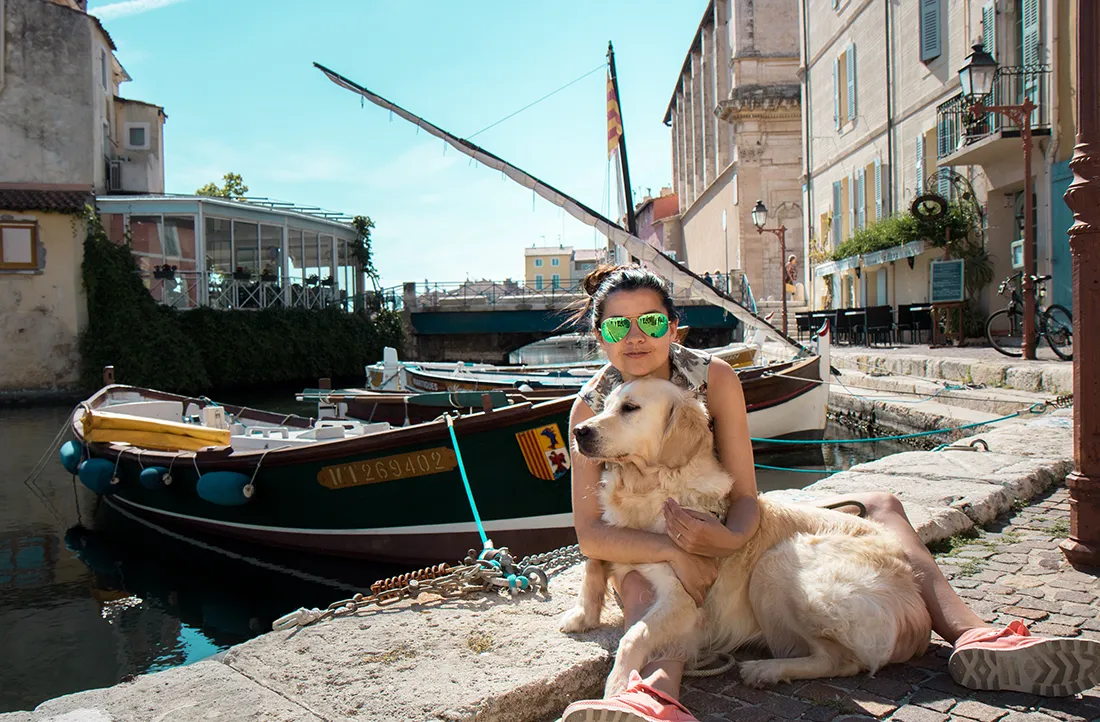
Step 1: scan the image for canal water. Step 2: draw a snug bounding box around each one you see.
[0,397,908,714]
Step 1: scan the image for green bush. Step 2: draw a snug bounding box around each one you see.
[78,210,403,394]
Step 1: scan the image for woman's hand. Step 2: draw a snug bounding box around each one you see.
[665,547,719,607]
[664,498,746,558]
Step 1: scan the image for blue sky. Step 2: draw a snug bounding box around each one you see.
[88,0,705,287]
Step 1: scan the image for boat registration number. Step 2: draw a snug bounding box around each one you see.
[317,447,458,489]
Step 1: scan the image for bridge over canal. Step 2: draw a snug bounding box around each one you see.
[383,280,744,363]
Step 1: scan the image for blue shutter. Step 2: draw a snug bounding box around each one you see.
[915,134,925,195]
[982,1,996,58]
[920,0,942,62]
[857,169,866,230]
[938,171,951,200]
[832,181,842,246]
[833,57,841,130]
[874,158,883,220]
[848,172,856,236]
[846,45,857,122]
[1022,0,1041,124]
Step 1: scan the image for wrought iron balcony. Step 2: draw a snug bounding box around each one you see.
[937,65,1052,166]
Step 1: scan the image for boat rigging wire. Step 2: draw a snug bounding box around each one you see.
[468,62,606,140]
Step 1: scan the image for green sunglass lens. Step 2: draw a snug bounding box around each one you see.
[600,317,631,343]
[637,313,668,338]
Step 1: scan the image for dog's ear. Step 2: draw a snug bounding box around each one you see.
[660,390,712,468]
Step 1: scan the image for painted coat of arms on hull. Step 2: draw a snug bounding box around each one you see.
[515,424,571,481]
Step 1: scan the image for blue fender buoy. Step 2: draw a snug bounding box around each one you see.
[78,458,119,495]
[60,441,83,474]
[139,466,172,490]
[196,472,254,506]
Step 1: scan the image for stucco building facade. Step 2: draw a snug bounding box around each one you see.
[800,0,1077,315]
[664,0,803,303]
[0,0,165,392]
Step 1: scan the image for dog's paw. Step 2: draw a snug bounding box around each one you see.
[738,660,787,688]
[559,606,596,633]
[603,667,631,698]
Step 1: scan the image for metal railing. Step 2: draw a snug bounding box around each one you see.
[936,65,1051,160]
[141,270,357,312]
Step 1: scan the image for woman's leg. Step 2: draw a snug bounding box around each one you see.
[618,570,687,699]
[816,491,985,643]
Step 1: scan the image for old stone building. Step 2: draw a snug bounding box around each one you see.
[663,0,803,305]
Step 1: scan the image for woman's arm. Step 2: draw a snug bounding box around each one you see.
[570,396,718,604]
[664,357,760,556]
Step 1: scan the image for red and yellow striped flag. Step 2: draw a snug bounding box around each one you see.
[607,71,623,158]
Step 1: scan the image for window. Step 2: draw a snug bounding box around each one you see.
[125,123,149,150]
[920,0,942,62]
[100,49,107,90]
[552,274,561,289]
[833,45,857,130]
[534,258,543,267]
[831,181,842,246]
[551,257,560,266]
[0,223,37,270]
[534,274,543,290]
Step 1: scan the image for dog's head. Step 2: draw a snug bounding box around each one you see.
[572,377,713,469]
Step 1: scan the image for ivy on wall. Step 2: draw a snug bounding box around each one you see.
[78,210,404,394]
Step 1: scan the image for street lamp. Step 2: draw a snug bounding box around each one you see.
[958,42,1038,359]
[751,200,789,335]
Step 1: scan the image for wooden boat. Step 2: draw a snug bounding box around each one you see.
[62,328,826,565]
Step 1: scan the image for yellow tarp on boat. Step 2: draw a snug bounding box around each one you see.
[82,409,231,452]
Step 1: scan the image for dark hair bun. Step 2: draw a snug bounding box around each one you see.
[582,263,628,297]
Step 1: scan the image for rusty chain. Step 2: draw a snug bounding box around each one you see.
[272,543,582,632]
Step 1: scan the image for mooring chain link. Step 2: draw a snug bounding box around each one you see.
[272,543,584,632]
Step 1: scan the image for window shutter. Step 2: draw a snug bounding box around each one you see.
[832,181,842,246]
[846,45,857,122]
[915,134,925,195]
[848,172,856,236]
[833,57,840,130]
[920,0,942,62]
[938,171,951,200]
[857,169,866,230]
[982,1,996,58]
[1022,0,1041,123]
[874,158,883,220]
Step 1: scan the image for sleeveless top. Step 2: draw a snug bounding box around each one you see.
[578,343,712,414]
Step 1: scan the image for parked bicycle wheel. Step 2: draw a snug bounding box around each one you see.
[986,308,1024,357]
[1043,304,1073,361]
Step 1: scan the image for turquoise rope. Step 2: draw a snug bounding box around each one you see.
[751,403,1045,446]
[755,463,840,475]
[445,414,488,547]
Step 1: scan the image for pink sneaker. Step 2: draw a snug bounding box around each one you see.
[560,671,699,722]
[949,620,1100,696]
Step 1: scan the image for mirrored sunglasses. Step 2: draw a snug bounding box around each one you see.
[599,312,669,344]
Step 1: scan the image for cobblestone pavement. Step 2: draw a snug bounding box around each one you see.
[680,485,1100,722]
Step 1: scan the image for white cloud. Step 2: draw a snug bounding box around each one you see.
[91,0,187,21]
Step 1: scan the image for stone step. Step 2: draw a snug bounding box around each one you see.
[831,368,1052,417]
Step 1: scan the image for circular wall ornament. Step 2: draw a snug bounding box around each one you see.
[911,193,948,221]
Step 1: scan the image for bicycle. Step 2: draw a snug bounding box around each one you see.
[985,272,1073,360]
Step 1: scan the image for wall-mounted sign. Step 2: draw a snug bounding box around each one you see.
[1010,240,1024,270]
[930,259,965,303]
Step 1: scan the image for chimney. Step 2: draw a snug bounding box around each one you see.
[660,187,673,197]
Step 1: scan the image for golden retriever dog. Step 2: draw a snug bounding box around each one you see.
[561,378,932,696]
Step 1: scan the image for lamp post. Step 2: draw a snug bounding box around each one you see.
[1061,0,1100,567]
[752,200,788,333]
[959,42,1038,359]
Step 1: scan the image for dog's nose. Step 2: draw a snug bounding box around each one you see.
[573,425,591,439]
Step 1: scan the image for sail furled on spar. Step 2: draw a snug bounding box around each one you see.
[312,62,803,355]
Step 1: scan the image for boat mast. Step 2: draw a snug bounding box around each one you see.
[607,41,637,235]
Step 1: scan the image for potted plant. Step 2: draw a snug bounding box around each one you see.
[260,265,278,283]
[321,275,336,287]
[306,274,320,286]
[153,264,177,280]
[232,266,252,281]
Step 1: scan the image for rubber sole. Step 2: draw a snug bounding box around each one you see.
[560,711,655,722]
[948,636,1100,697]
